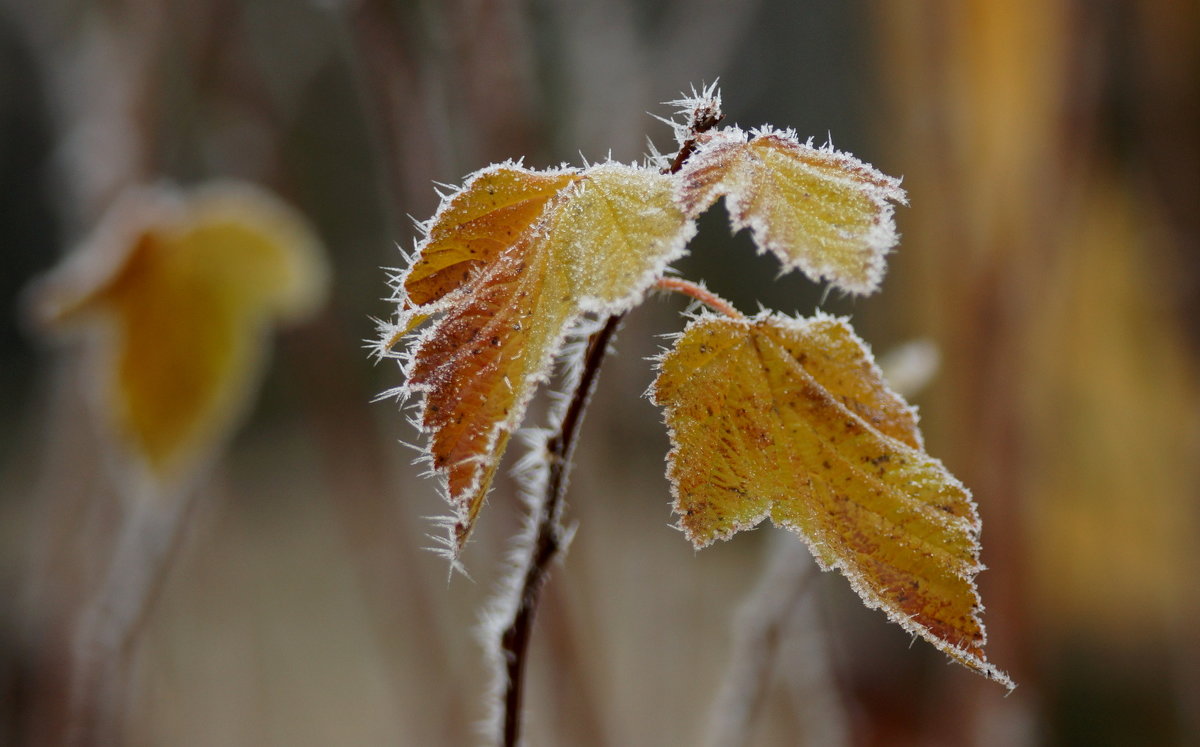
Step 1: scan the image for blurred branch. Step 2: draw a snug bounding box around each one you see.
[68,487,201,745]
[11,3,174,742]
[705,536,848,747]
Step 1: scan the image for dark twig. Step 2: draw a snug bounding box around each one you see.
[494,89,723,746]
[498,313,622,747]
[663,96,723,175]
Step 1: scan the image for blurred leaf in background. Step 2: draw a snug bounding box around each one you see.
[28,182,328,496]
[874,0,1200,743]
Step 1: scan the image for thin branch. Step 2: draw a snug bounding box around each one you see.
[705,535,849,747]
[68,487,200,745]
[655,277,745,319]
[492,90,725,747]
[662,114,722,173]
[498,314,622,747]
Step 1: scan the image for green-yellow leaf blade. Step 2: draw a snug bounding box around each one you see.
[677,128,907,295]
[651,312,1011,688]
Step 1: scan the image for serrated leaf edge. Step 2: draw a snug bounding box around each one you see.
[384,160,696,555]
[649,310,1013,690]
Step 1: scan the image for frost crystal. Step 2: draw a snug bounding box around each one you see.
[656,80,724,146]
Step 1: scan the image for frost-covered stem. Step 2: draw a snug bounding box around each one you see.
[656,81,722,177]
[68,490,198,745]
[498,313,622,747]
[654,277,744,319]
[496,90,721,745]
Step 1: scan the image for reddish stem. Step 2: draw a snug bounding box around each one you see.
[654,277,745,319]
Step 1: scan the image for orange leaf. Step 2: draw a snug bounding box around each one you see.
[651,312,1011,688]
[30,182,328,494]
[403,165,582,308]
[677,128,907,295]
[383,162,694,553]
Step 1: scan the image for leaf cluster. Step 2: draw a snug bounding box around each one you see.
[376,85,1011,688]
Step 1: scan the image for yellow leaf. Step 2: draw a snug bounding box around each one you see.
[385,162,694,553]
[403,165,582,309]
[651,312,1011,688]
[677,128,907,295]
[30,182,328,493]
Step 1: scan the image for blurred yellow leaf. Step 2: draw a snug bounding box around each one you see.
[677,128,906,295]
[652,312,1011,687]
[31,182,328,493]
[384,162,694,553]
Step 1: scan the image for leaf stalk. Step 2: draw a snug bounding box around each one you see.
[654,277,744,319]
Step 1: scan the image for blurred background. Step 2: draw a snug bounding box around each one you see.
[2,0,1198,744]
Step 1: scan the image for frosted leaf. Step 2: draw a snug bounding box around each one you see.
[651,311,1012,688]
[677,127,907,295]
[402,163,581,309]
[382,161,694,554]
